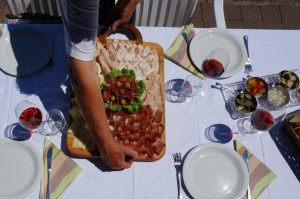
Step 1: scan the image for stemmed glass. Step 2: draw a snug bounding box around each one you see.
[232,108,286,142]
[202,48,231,78]
[14,100,43,133]
[14,100,66,138]
[170,74,209,102]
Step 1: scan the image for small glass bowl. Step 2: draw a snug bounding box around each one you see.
[234,92,258,114]
[245,77,268,97]
[277,70,299,89]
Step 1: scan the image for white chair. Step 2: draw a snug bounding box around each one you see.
[130,0,225,28]
[213,0,226,28]
[132,0,199,27]
[5,0,61,16]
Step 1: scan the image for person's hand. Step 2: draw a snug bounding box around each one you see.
[97,135,139,169]
[102,0,140,33]
[111,0,139,31]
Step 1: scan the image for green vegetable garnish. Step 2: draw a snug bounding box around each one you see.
[136,80,146,97]
[108,69,136,80]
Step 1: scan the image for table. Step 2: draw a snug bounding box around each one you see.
[0,24,299,199]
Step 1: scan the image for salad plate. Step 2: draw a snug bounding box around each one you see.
[0,27,52,77]
[0,138,43,199]
[183,143,248,199]
[189,28,247,78]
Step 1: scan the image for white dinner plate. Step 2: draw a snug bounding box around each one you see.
[0,27,52,77]
[183,143,248,199]
[0,138,43,199]
[189,28,247,78]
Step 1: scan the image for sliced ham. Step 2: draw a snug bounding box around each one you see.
[97,54,111,75]
[100,48,117,70]
[153,139,165,154]
[143,46,151,57]
[153,110,163,123]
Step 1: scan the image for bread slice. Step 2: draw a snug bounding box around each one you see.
[289,112,300,128]
[293,126,300,138]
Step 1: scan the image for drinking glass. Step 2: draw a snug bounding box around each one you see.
[39,109,66,136]
[202,48,230,78]
[14,100,43,131]
[232,108,286,142]
[170,75,208,102]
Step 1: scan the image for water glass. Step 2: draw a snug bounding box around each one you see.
[40,109,66,136]
[178,75,204,98]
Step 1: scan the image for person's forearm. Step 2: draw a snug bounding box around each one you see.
[68,57,112,145]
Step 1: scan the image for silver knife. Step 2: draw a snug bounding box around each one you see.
[243,150,252,199]
[46,146,53,199]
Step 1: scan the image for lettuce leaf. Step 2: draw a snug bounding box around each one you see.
[107,69,136,80]
[136,80,146,98]
[122,98,143,113]
[104,103,122,112]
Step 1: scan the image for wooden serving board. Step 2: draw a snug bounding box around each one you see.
[66,25,165,161]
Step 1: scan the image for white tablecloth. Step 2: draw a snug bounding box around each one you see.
[0,24,300,199]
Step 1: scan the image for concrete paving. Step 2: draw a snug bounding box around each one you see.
[192,1,300,29]
[1,1,300,29]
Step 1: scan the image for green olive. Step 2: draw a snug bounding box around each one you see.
[116,81,122,86]
[120,89,125,95]
[110,95,116,101]
[120,99,126,105]
[125,82,131,88]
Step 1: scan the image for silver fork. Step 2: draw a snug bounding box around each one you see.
[173,153,183,199]
[243,35,253,75]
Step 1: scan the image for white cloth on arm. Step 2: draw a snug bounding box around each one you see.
[59,0,100,61]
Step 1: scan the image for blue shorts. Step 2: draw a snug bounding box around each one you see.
[59,0,99,61]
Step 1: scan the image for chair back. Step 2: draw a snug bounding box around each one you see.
[132,0,198,27]
[5,0,61,16]
[213,0,226,28]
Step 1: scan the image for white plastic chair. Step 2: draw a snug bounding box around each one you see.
[213,0,226,28]
[130,0,225,28]
[5,0,61,16]
[132,0,199,27]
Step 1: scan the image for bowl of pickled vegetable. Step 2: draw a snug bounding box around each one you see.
[277,70,299,89]
[234,92,258,114]
[245,77,268,97]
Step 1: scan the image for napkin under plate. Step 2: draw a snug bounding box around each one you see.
[164,23,204,79]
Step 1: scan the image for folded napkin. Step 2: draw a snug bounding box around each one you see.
[40,138,83,199]
[234,140,277,199]
[164,23,204,79]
